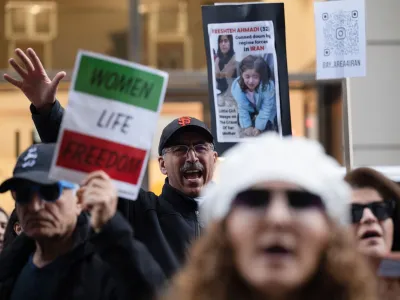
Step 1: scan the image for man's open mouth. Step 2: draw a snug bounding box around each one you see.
[183,170,203,180]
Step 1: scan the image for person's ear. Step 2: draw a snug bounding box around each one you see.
[14,222,22,235]
[213,151,218,163]
[158,156,168,176]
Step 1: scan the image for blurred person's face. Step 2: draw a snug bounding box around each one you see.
[14,181,81,240]
[226,181,330,297]
[0,211,8,251]
[242,69,260,92]
[159,131,217,198]
[351,187,394,258]
[219,36,230,55]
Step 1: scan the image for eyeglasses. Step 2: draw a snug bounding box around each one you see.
[351,200,395,223]
[233,189,325,211]
[163,143,214,156]
[10,181,77,204]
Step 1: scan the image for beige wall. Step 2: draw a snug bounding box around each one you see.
[0,0,129,69]
[1,0,318,72]
[0,85,69,214]
[264,0,317,72]
[53,0,128,69]
[0,88,35,214]
[349,0,400,166]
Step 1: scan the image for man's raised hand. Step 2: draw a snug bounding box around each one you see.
[3,48,66,112]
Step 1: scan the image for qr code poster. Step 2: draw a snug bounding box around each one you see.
[314,0,366,80]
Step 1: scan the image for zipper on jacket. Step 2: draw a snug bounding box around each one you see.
[195,210,200,238]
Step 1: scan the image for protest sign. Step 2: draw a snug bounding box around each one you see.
[314,0,366,80]
[49,51,169,200]
[202,3,291,154]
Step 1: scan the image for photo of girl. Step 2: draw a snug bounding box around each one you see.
[214,35,238,107]
[231,55,278,137]
[206,20,285,143]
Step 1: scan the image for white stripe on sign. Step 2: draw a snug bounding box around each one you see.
[62,91,159,150]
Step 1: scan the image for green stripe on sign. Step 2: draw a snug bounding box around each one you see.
[74,55,164,112]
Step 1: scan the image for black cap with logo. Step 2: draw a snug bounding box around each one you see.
[0,143,58,193]
[158,116,214,155]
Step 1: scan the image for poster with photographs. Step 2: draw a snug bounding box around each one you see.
[202,3,291,153]
[208,21,280,142]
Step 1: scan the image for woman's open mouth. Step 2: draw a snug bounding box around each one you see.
[262,243,295,263]
[264,245,292,255]
[360,230,381,240]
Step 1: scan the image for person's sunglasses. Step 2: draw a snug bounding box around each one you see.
[10,181,76,204]
[351,200,395,223]
[232,189,325,210]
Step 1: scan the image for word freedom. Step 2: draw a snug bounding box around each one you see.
[61,141,143,175]
[90,68,154,99]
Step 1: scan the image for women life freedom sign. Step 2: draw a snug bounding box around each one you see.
[49,51,168,200]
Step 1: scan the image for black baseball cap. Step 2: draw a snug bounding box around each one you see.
[158,116,214,155]
[0,143,58,193]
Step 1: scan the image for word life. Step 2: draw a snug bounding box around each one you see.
[97,110,133,134]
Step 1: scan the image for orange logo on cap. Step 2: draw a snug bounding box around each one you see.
[178,116,191,126]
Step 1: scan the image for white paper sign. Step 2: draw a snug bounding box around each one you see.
[207,21,282,142]
[49,51,169,200]
[314,0,366,80]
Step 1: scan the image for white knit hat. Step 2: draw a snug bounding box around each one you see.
[200,133,351,226]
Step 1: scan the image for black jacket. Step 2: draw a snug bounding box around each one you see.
[0,212,165,300]
[31,101,202,279]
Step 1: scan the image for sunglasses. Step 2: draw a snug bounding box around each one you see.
[10,181,76,204]
[233,189,325,211]
[351,200,395,223]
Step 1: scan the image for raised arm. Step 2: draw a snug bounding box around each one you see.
[3,48,65,143]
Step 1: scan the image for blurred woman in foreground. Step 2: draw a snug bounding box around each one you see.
[165,133,376,300]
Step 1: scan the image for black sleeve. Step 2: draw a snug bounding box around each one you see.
[90,211,165,300]
[30,100,64,143]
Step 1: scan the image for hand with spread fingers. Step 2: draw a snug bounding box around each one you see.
[78,171,118,232]
[3,48,66,112]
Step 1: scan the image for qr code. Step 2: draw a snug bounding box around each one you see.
[322,10,360,57]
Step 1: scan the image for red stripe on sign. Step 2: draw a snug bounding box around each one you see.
[56,130,147,185]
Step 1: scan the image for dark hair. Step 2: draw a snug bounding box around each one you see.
[238,55,271,92]
[3,209,18,250]
[216,35,236,93]
[217,35,235,64]
[345,167,400,251]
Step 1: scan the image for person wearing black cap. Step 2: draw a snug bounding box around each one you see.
[3,48,218,279]
[0,143,164,300]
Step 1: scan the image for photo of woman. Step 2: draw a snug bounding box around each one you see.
[231,55,278,137]
[214,35,238,107]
